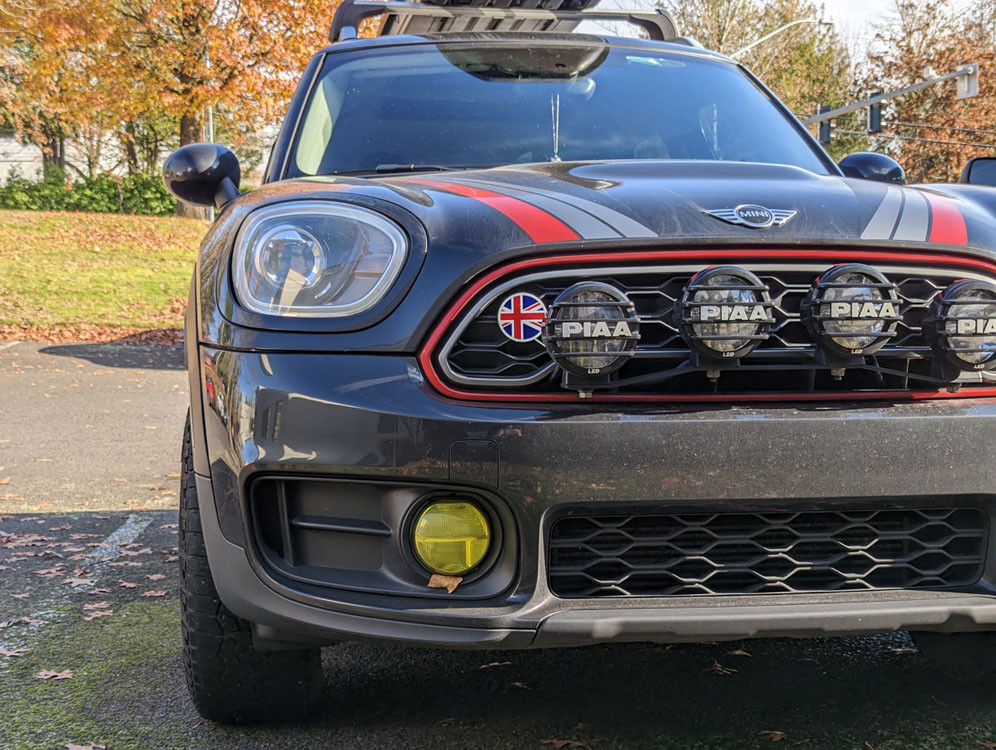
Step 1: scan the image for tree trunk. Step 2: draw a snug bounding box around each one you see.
[123,122,139,175]
[176,113,208,219]
[41,132,66,177]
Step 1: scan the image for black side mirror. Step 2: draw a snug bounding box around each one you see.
[163,144,241,209]
[960,157,996,187]
[838,152,905,185]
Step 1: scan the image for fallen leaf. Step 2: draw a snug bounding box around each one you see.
[427,574,463,594]
[145,573,166,581]
[511,681,530,690]
[119,581,137,588]
[163,555,179,563]
[63,577,96,587]
[66,744,106,750]
[166,472,181,478]
[978,743,996,750]
[760,730,787,742]
[141,590,167,597]
[35,458,53,463]
[12,593,29,599]
[0,478,10,485]
[0,647,28,657]
[82,611,113,621]
[479,661,512,670]
[541,741,590,750]
[83,602,110,610]
[36,669,73,680]
[706,660,737,675]
[728,648,752,657]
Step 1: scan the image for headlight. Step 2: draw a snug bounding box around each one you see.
[802,264,900,356]
[232,201,408,317]
[925,280,996,371]
[675,266,773,359]
[542,282,640,376]
[412,500,491,576]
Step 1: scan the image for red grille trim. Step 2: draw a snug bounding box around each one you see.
[418,247,996,404]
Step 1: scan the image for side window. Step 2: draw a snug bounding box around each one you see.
[295,76,345,176]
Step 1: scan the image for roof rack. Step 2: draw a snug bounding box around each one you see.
[329,0,680,44]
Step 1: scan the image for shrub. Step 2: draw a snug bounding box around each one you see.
[0,168,177,216]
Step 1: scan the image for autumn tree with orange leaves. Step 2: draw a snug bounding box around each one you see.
[863,0,996,182]
[1,0,344,213]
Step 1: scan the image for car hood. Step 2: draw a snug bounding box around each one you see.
[253,160,996,258]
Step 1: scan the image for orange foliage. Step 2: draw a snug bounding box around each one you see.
[865,0,996,182]
[1,0,345,150]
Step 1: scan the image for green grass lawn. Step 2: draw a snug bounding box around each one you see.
[0,210,205,338]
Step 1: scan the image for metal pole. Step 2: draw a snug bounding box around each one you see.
[729,18,833,59]
[207,105,215,222]
[803,64,980,125]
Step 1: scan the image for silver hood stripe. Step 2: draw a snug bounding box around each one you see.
[445,174,658,239]
[446,176,623,240]
[893,189,931,242]
[861,186,903,240]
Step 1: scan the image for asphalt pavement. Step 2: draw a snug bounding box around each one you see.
[1,340,994,750]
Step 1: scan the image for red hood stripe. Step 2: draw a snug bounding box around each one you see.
[924,192,969,246]
[399,178,580,244]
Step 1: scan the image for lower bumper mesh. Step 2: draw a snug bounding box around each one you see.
[548,507,989,597]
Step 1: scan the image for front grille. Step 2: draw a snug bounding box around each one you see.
[548,507,989,597]
[434,256,996,398]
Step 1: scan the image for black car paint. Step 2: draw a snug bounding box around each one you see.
[184,33,996,648]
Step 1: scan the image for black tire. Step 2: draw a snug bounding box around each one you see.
[911,630,996,682]
[180,412,323,723]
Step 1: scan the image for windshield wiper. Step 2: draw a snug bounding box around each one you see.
[330,164,492,176]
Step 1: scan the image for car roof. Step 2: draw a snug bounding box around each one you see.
[316,32,734,65]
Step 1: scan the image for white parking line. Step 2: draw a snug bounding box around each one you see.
[0,513,155,653]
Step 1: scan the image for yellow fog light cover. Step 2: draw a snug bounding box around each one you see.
[412,501,491,576]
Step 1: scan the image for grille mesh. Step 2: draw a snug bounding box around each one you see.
[440,264,987,395]
[548,507,989,597]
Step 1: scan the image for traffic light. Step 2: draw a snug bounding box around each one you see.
[818,105,832,144]
[868,93,883,133]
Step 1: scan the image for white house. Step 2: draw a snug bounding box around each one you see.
[0,132,43,183]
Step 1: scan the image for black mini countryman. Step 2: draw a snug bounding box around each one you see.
[164,0,996,723]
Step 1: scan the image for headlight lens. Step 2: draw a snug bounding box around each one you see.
[232,201,408,317]
[927,280,996,370]
[412,500,491,576]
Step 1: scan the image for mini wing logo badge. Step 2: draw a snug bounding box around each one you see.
[705,204,797,229]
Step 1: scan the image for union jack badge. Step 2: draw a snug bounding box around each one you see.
[498,292,547,342]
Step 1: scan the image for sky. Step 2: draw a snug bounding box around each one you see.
[826,0,894,33]
[826,0,898,41]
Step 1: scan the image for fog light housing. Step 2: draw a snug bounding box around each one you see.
[412,500,491,575]
[675,266,773,359]
[542,282,640,376]
[802,264,901,356]
[925,280,996,371]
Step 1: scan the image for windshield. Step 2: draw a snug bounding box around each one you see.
[289,41,831,177]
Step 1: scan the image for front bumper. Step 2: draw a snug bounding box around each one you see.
[194,348,996,648]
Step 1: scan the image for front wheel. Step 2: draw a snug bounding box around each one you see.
[180,412,323,723]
